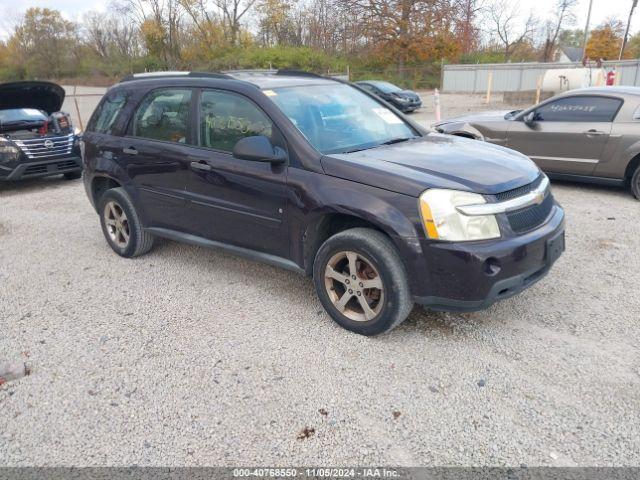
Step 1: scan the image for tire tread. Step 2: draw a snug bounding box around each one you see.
[99,187,154,258]
[313,227,413,335]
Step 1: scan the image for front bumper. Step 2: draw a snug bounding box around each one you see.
[409,204,565,311]
[0,155,82,181]
[397,100,422,112]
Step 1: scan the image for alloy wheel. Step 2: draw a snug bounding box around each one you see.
[323,251,384,322]
[104,201,130,248]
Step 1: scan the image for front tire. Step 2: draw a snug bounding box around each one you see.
[630,165,640,200]
[313,228,413,336]
[98,187,154,258]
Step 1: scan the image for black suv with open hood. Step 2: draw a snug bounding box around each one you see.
[0,81,82,181]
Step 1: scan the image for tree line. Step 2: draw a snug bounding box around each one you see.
[0,0,638,87]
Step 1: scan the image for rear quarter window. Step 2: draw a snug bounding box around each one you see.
[88,91,127,134]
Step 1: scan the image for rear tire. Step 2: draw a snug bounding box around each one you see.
[64,171,82,180]
[631,166,640,200]
[313,228,413,336]
[98,187,154,258]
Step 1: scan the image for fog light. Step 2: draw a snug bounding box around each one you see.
[483,257,501,276]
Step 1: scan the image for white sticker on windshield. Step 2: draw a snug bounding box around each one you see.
[263,90,277,97]
[372,108,402,124]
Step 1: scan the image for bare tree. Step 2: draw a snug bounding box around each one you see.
[179,0,225,46]
[486,0,537,60]
[541,0,577,62]
[113,0,184,66]
[84,12,111,58]
[454,0,483,55]
[339,0,457,71]
[212,0,259,46]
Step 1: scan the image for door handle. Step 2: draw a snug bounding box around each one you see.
[190,161,212,172]
[583,130,606,136]
[123,147,138,155]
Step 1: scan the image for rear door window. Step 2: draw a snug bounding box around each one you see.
[198,90,273,153]
[132,89,192,143]
[534,96,622,122]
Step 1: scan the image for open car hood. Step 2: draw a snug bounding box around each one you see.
[0,81,65,114]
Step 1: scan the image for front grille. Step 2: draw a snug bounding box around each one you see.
[24,164,49,175]
[14,134,74,160]
[495,175,543,201]
[506,193,555,233]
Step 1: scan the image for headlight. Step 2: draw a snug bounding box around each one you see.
[395,96,410,103]
[0,144,20,163]
[419,189,500,241]
[74,127,82,136]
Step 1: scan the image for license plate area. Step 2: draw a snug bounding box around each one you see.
[546,230,565,264]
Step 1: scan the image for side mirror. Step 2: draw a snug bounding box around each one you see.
[232,136,286,164]
[523,111,536,126]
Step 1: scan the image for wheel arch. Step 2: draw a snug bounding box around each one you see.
[624,152,640,180]
[301,210,413,276]
[91,175,123,210]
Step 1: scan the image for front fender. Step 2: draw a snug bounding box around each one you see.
[436,122,485,141]
[286,169,423,274]
[308,186,419,239]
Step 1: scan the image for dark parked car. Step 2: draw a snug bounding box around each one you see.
[0,81,82,181]
[355,80,422,113]
[82,70,564,335]
[433,87,640,199]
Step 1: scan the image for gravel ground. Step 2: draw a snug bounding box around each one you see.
[1,92,639,467]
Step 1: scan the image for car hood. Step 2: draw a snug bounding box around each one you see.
[0,81,65,114]
[322,133,540,197]
[434,110,516,127]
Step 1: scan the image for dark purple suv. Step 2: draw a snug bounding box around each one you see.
[82,70,565,335]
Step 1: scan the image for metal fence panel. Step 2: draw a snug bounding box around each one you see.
[442,60,640,93]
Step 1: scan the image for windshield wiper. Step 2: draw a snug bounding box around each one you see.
[380,137,414,146]
[340,137,416,154]
[342,146,371,154]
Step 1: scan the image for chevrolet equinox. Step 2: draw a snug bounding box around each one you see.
[82,71,565,335]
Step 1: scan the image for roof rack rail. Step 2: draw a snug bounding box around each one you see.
[120,71,234,82]
[224,69,277,75]
[275,69,326,78]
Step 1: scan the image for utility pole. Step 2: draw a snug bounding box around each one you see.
[619,0,639,60]
[582,0,594,61]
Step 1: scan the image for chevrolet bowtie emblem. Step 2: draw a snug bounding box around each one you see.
[534,191,545,204]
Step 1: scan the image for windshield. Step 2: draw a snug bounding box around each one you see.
[0,108,47,124]
[370,81,402,93]
[268,84,417,154]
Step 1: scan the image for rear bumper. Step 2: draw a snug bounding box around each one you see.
[406,205,565,311]
[0,155,82,181]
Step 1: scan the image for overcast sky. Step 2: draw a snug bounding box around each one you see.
[0,0,639,42]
